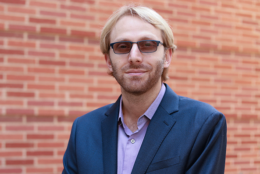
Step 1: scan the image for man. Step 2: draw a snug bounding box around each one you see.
[63,5,227,174]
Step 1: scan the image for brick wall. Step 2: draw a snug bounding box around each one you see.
[0,0,259,173]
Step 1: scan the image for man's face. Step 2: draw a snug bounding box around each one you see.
[105,15,171,95]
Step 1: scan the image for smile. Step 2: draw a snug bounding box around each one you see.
[125,69,146,76]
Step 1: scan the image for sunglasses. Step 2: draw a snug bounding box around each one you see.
[110,40,164,54]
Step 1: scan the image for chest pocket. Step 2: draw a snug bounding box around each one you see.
[147,156,180,173]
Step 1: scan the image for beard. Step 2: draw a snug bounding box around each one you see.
[110,58,165,96]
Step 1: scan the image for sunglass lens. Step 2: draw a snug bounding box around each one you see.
[138,40,157,53]
[113,42,132,54]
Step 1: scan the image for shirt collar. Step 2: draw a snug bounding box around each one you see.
[118,83,166,122]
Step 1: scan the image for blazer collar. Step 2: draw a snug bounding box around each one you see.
[132,84,179,174]
[102,96,121,174]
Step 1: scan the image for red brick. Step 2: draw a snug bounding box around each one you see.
[88,71,108,76]
[38,158,62,164]
[28,34,55,41]
[27,151,53,156]
[6,126,34,131]
[97,95,119,100]
[37,142,64,148]
[70,30,95,37]
[241,141,257,144]
[87,102,109,108]
[169,18,188,24]
[68,78,93,84]
[40,27,67,35]
[0,168,22,173]
[58,102,82,107]
[39,60,66,66]
[71,0,95,4]
[30,1,57,8]
[242,20,258,25]
[0,117,22,122]
[38,109,65,116]
[6,143,34,148]
[59,85,84,92]
[0,134,23,140]
[0,48,24,55]
[0,83,23,88]
[57,134,70,140]
[191,77,210,82]
[0,100,23,106]
[70,94,93,99]
[241,100,258,105]
[58,117,77,122]
[59,69,85,75]
[59,36,84,43]
[27,101,54,106]
[7,74,35,81]
[8,40,36,48]
[38,126,64,131]
[26,167,53,173]
[8,57,35,64]
[60,4,86,11]
[153,8,173,14]
[28,51,55,57]
[60,20,85,27]
[7,92,34,97]
[0,14,25,22]
[8,6,35,14]
[26,116,54,123]
[6,159,33,165]
[59,53,85,59]
[6,109,34,115]
[0,151,22,157]
[0,0,25,5]
[39,92,65,98]
[27,84,55,90]
[29,17,56,24]
[0,31,23,39]
[234,147,251,151]
[241,167,257,171]
[27,134,54,139]
[41,11,66,18]
[8,25,36,33]
[38,76,65,82]
[241,114,258,119]
[27,67,55,74]
[69,62,94,68]
[40,43,66,50]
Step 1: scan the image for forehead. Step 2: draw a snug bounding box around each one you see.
[110,15,162,43]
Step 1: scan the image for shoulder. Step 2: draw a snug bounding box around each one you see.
[177,96,225,125]
[75,103,114,126]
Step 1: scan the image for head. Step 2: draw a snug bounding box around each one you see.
[100,5,176,81]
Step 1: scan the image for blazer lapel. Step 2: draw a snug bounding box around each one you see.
[102,96,121,174]
[131,84,179,174]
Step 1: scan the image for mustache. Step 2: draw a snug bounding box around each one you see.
[121,64,152,71]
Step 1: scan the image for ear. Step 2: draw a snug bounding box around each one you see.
[164,48,172,68]
[105,54,113,73]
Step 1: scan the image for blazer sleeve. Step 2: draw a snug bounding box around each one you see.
[62,118,79,174]
[185,112,227,174]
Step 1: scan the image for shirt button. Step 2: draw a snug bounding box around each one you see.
[130,139,135,144]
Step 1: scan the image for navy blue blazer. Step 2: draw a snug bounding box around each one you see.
[63,84,227,174]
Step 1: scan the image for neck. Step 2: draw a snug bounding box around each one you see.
[121,81,163,132]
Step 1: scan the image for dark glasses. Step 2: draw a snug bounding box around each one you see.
[110,40,164,54]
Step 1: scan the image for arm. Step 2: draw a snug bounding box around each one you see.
[62,118,78,174]
[185,112,227,174]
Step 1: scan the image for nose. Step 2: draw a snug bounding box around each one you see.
[128,43,142,63]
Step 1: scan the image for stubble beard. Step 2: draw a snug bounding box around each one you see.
[111,58,165,96]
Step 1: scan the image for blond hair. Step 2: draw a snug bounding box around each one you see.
[100,5,176,81]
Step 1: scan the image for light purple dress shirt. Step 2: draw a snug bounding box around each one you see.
[117,84,166,174]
